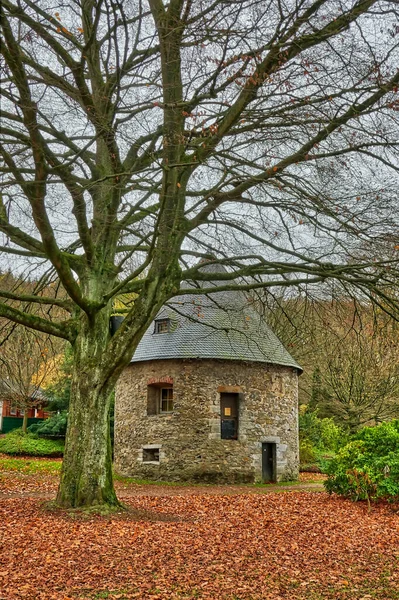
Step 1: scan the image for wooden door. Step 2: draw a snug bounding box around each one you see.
[262,442,276,482]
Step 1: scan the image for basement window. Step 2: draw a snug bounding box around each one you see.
[143,448,160,463]
[154,319,170,334]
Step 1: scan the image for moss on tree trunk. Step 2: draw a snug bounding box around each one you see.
[56,313,120,509]
[55,267,181,508]
[56,377,118,508]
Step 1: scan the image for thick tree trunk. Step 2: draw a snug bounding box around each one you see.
[56,375,118,508]
[56,312,121,508]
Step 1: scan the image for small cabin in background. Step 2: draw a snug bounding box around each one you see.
[0,380,49,433]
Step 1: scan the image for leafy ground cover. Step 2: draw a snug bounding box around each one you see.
[0,456,398,600]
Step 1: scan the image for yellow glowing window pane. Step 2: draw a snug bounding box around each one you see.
[224,407,231,416]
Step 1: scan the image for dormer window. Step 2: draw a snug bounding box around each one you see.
[154,318,170,334]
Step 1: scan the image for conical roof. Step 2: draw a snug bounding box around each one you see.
[131,263,301,371]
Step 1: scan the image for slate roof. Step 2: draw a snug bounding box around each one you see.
[0,379,46,401]
[131,263,301,371]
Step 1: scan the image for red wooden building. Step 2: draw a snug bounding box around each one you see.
[0,380,50,433]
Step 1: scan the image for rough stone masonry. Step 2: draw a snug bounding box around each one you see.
[114,358,299,483]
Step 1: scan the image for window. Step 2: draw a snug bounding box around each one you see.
[220,393,239,440]
[10,406,17,416]
[154,319,170,334]
[160,387,173,413]
[143,448,160,462]
[147,384,174,415]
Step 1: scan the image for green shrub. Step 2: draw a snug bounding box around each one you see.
[316,452,335,474]
[299,407,347,452]
[324,420,399,503]
[28,411,68,437]
[319,418,348,453]
[299,407,348,472]
[0,429,64,457]
[299,439,316,464]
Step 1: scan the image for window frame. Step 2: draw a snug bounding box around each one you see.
[154,319,170,334]
[142,447,160,463]
[220,392,239,440]
[159,387,174,414]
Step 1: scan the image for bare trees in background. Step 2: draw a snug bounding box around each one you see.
[0,0,398,507]
[0,326,62,432]
[265,294,399,432]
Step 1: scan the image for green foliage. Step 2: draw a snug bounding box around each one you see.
[299,407,349,473]
[299,407,347,453]
[0,429,64,457]
[324,420,399,503]
[299,439,316,464]
[28,411,68,437]
[44,347,72,411]
[29,393,114,444]
[0,456,62,474]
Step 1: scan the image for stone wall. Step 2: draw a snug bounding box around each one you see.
[114,359,299,483]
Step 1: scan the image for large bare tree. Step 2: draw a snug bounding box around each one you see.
[0,0,398,508]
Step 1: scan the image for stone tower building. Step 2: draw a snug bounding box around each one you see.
[114,265,301,483]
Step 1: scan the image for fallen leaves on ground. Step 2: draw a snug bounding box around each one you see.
[298,471,327,483]
[0,463,398,600]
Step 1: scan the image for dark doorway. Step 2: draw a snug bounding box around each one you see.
[262,442,276,482]
[220,393,239,440]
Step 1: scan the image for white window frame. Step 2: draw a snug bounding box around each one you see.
[159,387,173,413]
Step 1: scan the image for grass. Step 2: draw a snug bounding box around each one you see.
[0,430,64,457]
[0,455,62,474]
[0,455,322,487]
[114,474,323,488]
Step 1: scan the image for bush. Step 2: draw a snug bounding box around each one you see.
[28,411,68,437]
[0,429,64,457]
[299,407,347,453]
[299,407,348,472]
[324,420,399,503]
[299,439,316,464]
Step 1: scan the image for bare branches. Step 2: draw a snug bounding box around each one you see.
[0,288,73,312]
[0,301,75,342]
[0,0,398,369]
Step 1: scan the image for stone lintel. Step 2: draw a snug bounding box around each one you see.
[142,444,162,449]
[217,385,243,393]
[261,436,280,443]
[147,376,173,386]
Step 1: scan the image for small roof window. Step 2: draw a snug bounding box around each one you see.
[154,318,170,334]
